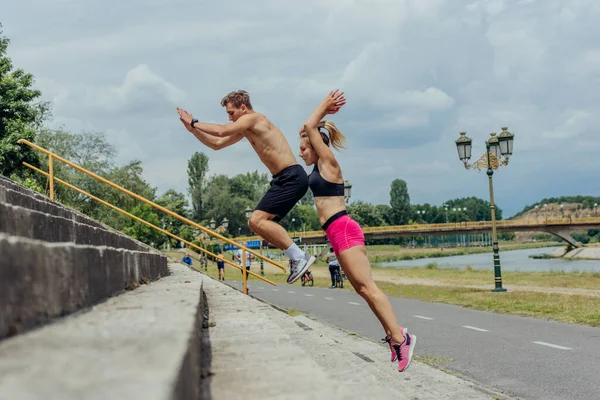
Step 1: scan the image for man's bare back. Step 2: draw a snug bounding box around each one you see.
[238,113,297,176]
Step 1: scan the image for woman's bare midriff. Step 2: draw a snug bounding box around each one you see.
[315,196,347,227]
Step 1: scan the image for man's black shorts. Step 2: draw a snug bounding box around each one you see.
[255,164,308,222]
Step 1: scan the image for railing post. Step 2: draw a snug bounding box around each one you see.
[242,250,248,295]
[48,154,54,201]
[260,258,264,277]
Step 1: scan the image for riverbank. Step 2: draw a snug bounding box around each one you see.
[366,241,559,264]
[551,245,600,260]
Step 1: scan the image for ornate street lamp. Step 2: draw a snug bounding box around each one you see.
[209,218,216,230]
[221,217,229,229]
[244,206,253,220]
[454,127,516,293]
[455,132,472,162]
[497,127,515,158]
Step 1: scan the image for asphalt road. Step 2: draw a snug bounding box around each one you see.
[227,279,600,400]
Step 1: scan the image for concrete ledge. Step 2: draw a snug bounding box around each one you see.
[0,177,159,254]
[0,233,169,340]
[173,280,211,400]
[0,202,146,252]
[203,276,497,400]
[0,264,206,400]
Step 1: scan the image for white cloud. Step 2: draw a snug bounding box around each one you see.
[3,0,600,216]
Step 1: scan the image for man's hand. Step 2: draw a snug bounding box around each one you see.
[177,107,194,125]
[322,89,347,115]
[180,118,194,133]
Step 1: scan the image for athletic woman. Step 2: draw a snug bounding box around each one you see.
[298,90,416,372]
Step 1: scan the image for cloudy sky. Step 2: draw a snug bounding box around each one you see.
[3,0,600,217]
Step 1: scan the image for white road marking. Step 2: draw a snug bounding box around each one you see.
[462,325,489,332]
[414,315,434,320]
[533,341,572,350]
[272,289,279,292]
[348,302,361,306]
[304,294,313,297]
[288,291,295,294]
[324,297,334,300]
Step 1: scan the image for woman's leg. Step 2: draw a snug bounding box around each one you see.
[337,245,405,344]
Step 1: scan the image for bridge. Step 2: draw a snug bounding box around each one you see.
[235,217,600,248]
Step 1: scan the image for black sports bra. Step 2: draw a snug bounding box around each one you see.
[308,164,345,197]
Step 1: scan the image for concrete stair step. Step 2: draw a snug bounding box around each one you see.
[0,264,206,400]
[0,201,146,251]
[0,176,155,253]
[0,233,168,340]
[0,175,105,230]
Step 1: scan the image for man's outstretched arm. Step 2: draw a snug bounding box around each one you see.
[177,107,257,137]
[182,119,244,150]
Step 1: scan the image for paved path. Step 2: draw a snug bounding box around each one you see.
[228,280,600,400]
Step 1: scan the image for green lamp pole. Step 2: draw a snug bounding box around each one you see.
[455,128,515,292]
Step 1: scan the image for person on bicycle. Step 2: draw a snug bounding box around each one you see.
[325,247,340,288]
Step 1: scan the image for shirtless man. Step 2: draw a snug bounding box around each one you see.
[177,90,315,283]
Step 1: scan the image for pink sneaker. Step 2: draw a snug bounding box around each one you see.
[393,333,417,372]
[382,326,407,362]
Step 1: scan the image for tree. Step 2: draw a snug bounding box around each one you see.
[299,190,315,206]
[280,204,320,232]
[389,179,410,225]
[442,197,502,222]
[348,201,386,227]
[156,189,191,247]
[187,152,209,221]
[35,128,116,205]
[122,204,163,246]
[0,24,50,178]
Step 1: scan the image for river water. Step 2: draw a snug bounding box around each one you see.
[379,247,600,273]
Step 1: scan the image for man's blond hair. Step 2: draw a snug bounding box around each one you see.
[220,90,253,109]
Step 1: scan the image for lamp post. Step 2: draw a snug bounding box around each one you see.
[455,127,515,293]
[416,210,429,247]
[344,180,352,204]
[243,205,262,282]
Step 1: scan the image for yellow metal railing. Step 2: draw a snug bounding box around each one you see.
[235,217,600,242]
[18,139,285,294]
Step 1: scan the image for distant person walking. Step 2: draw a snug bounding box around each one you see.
[217,251,225,281]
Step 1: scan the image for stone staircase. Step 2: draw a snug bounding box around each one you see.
[0,174,169,340]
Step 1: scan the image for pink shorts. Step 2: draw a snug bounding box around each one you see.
[324,211,365,256]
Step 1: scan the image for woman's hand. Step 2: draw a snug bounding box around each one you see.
[321,89,347,115]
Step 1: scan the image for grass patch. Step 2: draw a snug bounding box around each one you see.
[414,355,455,367]
[286,308,306,317]
[425,262,438,270]
[529,254,554,259]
